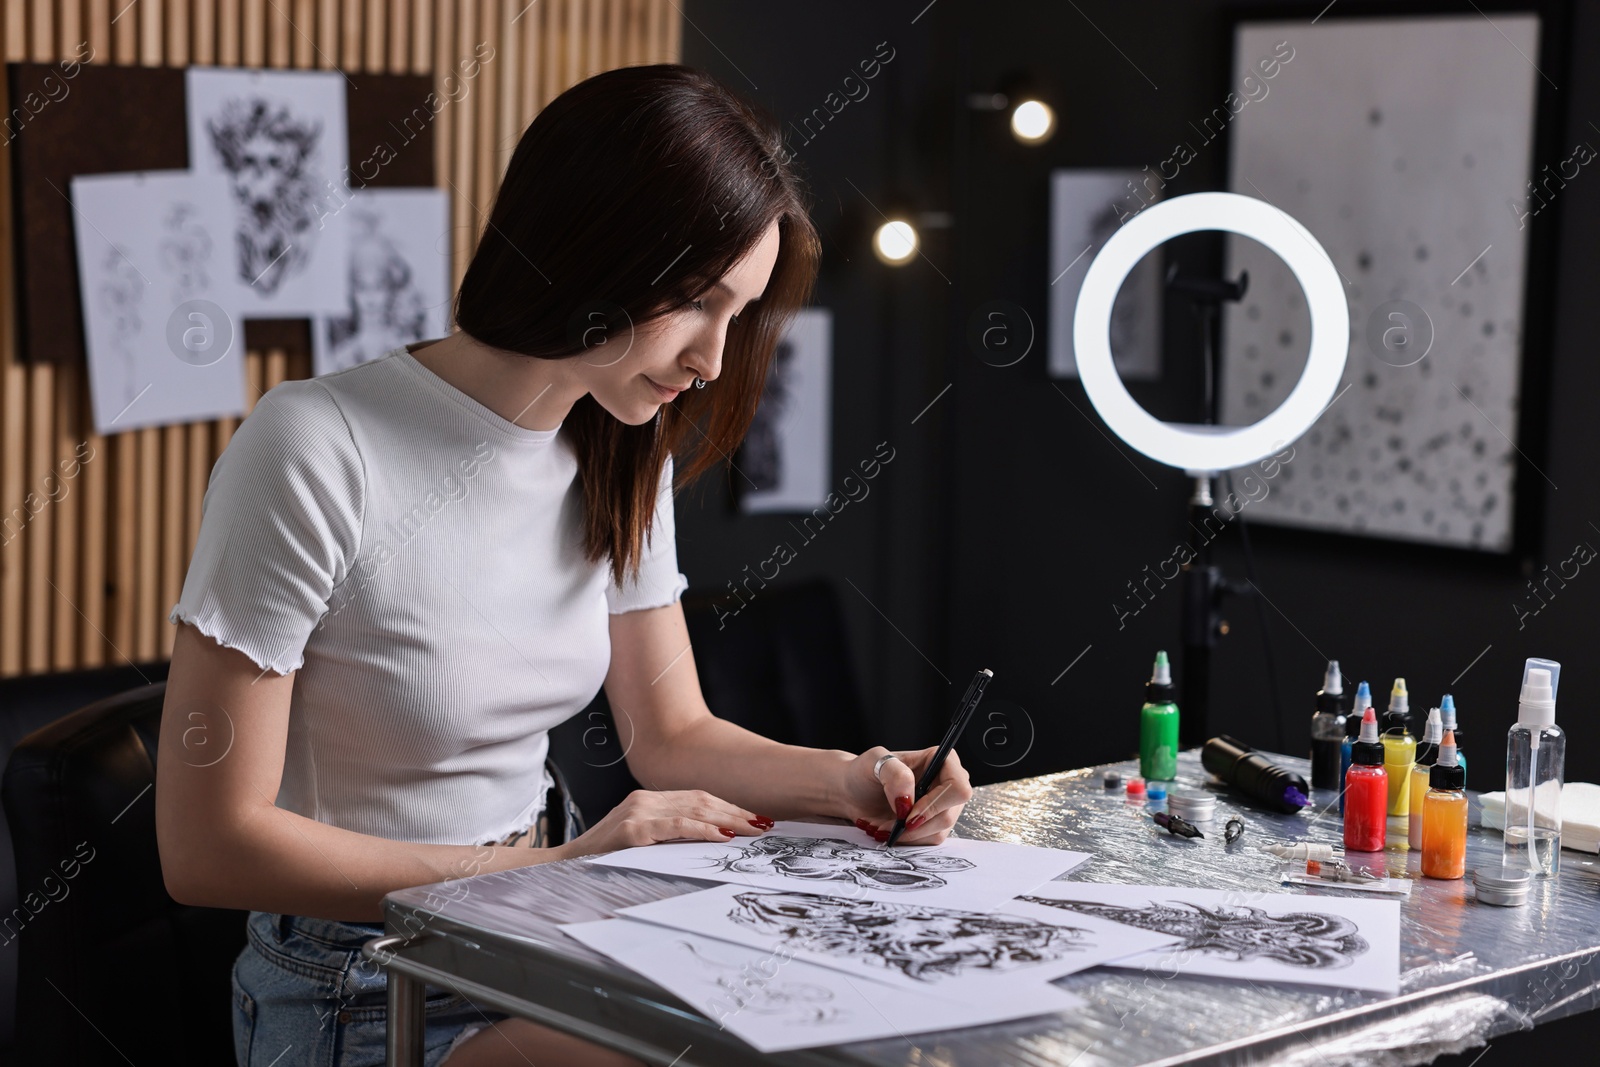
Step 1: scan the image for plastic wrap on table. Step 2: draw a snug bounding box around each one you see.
[384,749,1600,1066]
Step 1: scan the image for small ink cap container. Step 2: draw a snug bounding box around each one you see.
[1473,865,1532,906]
[1168,791,1216,822]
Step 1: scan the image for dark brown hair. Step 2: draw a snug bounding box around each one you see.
[453,64,820,586]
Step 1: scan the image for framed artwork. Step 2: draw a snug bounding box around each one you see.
[1220,13,1556,553]
[736,308,832,513]
[1048,168,1164,380]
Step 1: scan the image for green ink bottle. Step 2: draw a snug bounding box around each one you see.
[1140,650,1180,782]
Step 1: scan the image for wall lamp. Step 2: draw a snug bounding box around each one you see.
[870,210,953,267]
[968,80,1056,145]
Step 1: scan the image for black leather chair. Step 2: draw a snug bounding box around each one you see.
[0,661,169,1062]
[2,681,245,1066]
[550,576,868,824]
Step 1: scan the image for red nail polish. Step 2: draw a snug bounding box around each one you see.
[748,819,773,830]
[872,829,890,842]
[894,795,913,820]
[719,827,736,838]
[756,814,776,826]
[855,819,874,832]
[906,814,927,831]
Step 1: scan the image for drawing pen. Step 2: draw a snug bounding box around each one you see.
[885,667,992,847]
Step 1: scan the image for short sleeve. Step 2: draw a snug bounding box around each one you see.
[605,453,690,614]
[169,380,366,674]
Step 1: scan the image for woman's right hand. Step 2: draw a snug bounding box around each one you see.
[551,789,775,860]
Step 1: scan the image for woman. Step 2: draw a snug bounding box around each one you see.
[155,64,973,1067]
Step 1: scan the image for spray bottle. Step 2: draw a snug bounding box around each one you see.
[1140,651,1180,782]
[1310,660,1347,790]
[1504,658,1565,876]
[1408,707,1442,850]
[1340,681,1373,816]
[1382,678,1416,851]
[1440,694,1465,783]
[1421,730,1467,879]
[1344,706,1387,853]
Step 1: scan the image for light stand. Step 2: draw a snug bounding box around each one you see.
[1071,192,1349,751]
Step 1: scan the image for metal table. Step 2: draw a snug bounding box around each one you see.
[369,750,1600,1066]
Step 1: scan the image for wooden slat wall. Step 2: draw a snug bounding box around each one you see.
[0,0,678,677]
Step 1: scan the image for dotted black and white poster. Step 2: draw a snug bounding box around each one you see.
[1221,16,1540,552]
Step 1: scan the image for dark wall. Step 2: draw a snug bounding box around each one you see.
[682,0,1600,787]
[677,4,959,750]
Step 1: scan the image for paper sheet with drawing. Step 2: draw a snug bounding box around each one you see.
[1018,881,1402,994]
[589,821,1090,911]
[561,917,1084,1053]
[69,170,249,435]
[615,883,1178,997]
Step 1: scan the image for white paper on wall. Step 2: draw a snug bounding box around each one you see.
[311,187,452,376]
[186,66,351,317]
[70,170,248,435]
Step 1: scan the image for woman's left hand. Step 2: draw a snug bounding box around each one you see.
[837,746,974,846]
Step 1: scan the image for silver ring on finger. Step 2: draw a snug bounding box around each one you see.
[872,752,903,784]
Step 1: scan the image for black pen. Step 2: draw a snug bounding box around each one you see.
[885,667,992,847]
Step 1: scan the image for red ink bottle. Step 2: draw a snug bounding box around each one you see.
[1343,705,1388,853]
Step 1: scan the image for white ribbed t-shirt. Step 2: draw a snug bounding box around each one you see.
[169,342,689,846]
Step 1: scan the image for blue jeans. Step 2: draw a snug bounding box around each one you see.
[232,910,511,1067]
[232,762,585,1065]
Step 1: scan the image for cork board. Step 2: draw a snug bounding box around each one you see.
[6,62,436,366]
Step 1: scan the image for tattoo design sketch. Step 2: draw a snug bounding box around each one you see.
[1018,896,1370,970]
[321,206,431,373]
[708,834,976,892]
[95,246,146,415]
[204,97,325,294]
[729,891,1089,983]
[670,938,843,1027]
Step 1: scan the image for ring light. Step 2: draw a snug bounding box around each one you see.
[1072,192,1348,473]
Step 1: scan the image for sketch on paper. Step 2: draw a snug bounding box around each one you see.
[590,820,1090,911]
[1019,881,1401,994]
[561,916,1082,1053]
[70,170,248,435]
[710,834,976,892]
[672,937,844,1025]
[729,890,1089,982]
[1018,896,1368,970]
[616,883,1178,996]
[186,67,350,316]
[737,308,831,513]
[312,188,452,376]
[1048,168,1164,380]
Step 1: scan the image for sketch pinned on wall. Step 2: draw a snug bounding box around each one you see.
[311,188,452,376]
[1221,16,1542,552]
[1021,881,1400,994]
[589,820,1089,911]
[70,170,247,435]
[185,66,350,317]
[736,308,831,512]
[561,916,1082,1053]
[616,884,1178,997]
[1048,169,1164,380]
